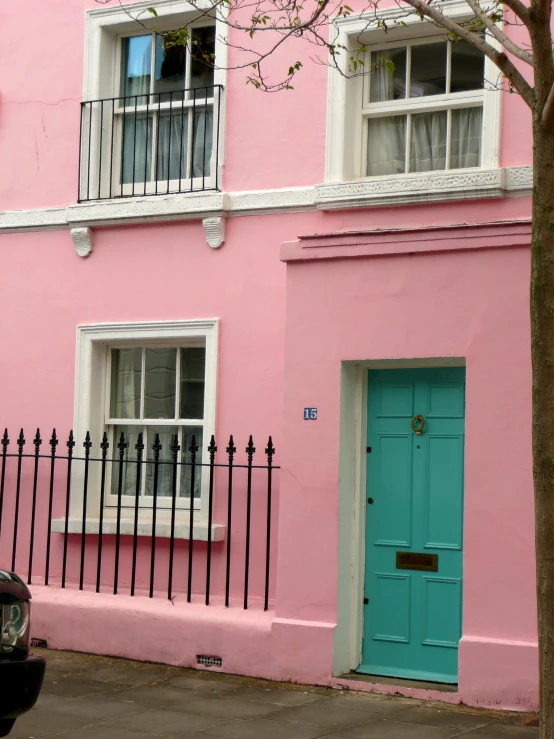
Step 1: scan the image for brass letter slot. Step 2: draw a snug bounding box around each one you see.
[396,552,438,572]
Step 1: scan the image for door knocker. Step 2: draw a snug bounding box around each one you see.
[411,415,426,435]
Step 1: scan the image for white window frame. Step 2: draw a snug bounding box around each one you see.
[360,36,485,176]
[105,342,209,511]
[83,0,227,200]
[69,319,219,533]
[325,1,501,192]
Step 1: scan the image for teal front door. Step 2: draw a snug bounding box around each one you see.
[359,367,465,684]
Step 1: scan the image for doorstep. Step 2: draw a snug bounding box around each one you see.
[330,672,462,705]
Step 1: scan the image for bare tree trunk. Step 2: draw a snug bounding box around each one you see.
[531,114,554,737]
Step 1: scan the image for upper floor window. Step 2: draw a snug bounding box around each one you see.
[364,39,484,177]
[325,6,501,196]
[80,2,225,203]
[118,27,216,188]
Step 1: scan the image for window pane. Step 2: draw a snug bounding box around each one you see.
[191,107,213,178]
[154,34,186,97]
[181,427,203,499]
[144,348,177,419]
[190,27,215,91]
[121,35,152,99]
[111,425,142,497]
[410,42,447,97]
[110,349,142,419]
[367,115,406,176]
[145,426,179,498]
[180,348,206,419]
[450,107,483,169]
[450,41,484,93]
[410,110,447,172]
[370,48,407,102]
[121,113,153,185]
[156,110,189,182]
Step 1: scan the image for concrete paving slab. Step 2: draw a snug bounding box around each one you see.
[174,695,288,719]
[321,694,420,716]
[225,685,322,706]
[458,725,540,738]
[326,718,467,739]
[395,706,494,730]
[101,708,231,736]
[8,707,103,737]
[265,701,380,731]
[197,716,333,739]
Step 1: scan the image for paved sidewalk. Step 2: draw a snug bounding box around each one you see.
[11,649,539,739]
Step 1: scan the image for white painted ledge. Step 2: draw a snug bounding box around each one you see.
[51,517,226,542]
[314,166,532,210]
[66,191,227,228]
[0,167,532,236]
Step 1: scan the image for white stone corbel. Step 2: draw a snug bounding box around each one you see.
[71,227,93,257]
[202,216,225,248]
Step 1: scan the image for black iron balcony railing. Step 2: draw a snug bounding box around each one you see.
[0,428,277,609]
[78,86,223,202]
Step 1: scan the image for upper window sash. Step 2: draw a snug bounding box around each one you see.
[360,37,485,111]
[105,345,207,425]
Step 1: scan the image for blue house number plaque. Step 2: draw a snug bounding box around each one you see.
[304,408,318,420]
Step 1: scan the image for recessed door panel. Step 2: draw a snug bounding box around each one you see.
[375,435,413,546]
[425,435,464,549]
[372,574,411,643]
[422,577,461,648]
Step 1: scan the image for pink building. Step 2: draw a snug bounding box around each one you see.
[0,0,536,713]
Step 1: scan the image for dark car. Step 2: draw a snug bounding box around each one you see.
[0,571,45,737]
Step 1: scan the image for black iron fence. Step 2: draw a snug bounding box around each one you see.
[0,429,277,610]
[78,85,222,202]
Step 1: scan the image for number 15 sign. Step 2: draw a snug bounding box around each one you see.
[304,408,318,420]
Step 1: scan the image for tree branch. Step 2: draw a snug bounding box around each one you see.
[402,0,535,108]
[499,0,531,24]
[542,81,554,125]
[464,0,534,66]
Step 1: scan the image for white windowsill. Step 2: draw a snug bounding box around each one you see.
[51,517,225,542]
[314,167,532,210]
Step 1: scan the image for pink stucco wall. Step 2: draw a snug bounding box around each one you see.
[0,0,538,715]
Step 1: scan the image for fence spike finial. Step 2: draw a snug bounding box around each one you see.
[83,430,92,454]
[17,429,25,451]
[170,434,180,457]
[135,431,145,455]
[226,434,236,462]
[34,428,42,451]
[2,429,9,452]
[152,432,162,458]
[265,436,275,466]
[246,435,256,462]
[67,429,75,452]
[100,430,109,455]
[117,431,127,454]
[208,434,217,461]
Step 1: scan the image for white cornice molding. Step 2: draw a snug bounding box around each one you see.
[0,207,68,233]
[0,167,532,237]
[227,186,317,215]
[315,168,514,210]
[66,191,228,228]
